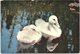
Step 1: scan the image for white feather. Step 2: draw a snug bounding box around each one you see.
[17,24,42,45]
[35,15,62,52]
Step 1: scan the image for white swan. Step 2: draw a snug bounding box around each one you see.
[17,24,42,45]
[35,15,62,52]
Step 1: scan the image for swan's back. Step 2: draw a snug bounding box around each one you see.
[35,19,48,31]
[17,25,42,44]
[35,19,47,27]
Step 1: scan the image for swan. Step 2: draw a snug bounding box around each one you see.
[17,24,42,49]
[35,15,62,52]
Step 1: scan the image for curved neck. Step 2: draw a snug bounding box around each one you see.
[49,22,61,32]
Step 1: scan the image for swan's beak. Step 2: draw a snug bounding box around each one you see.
[53,23,60,28]
[54,23,56,25]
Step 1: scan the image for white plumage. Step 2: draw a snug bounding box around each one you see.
[17,24,42,45]
[16,15,62,52]
[35,15,62,52]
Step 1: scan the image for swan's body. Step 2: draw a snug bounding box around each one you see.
[17,24,42,45]
[35,15,62,52]
[35,19,61,39]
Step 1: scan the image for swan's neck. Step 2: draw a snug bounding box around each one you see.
[49,22,61,32]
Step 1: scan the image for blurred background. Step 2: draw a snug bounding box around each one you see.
[1,0,79,53]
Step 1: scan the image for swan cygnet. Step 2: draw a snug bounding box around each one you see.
[17,24,42,49]
[35,15,62,52]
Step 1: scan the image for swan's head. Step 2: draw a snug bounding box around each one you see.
[49,15,60,27]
